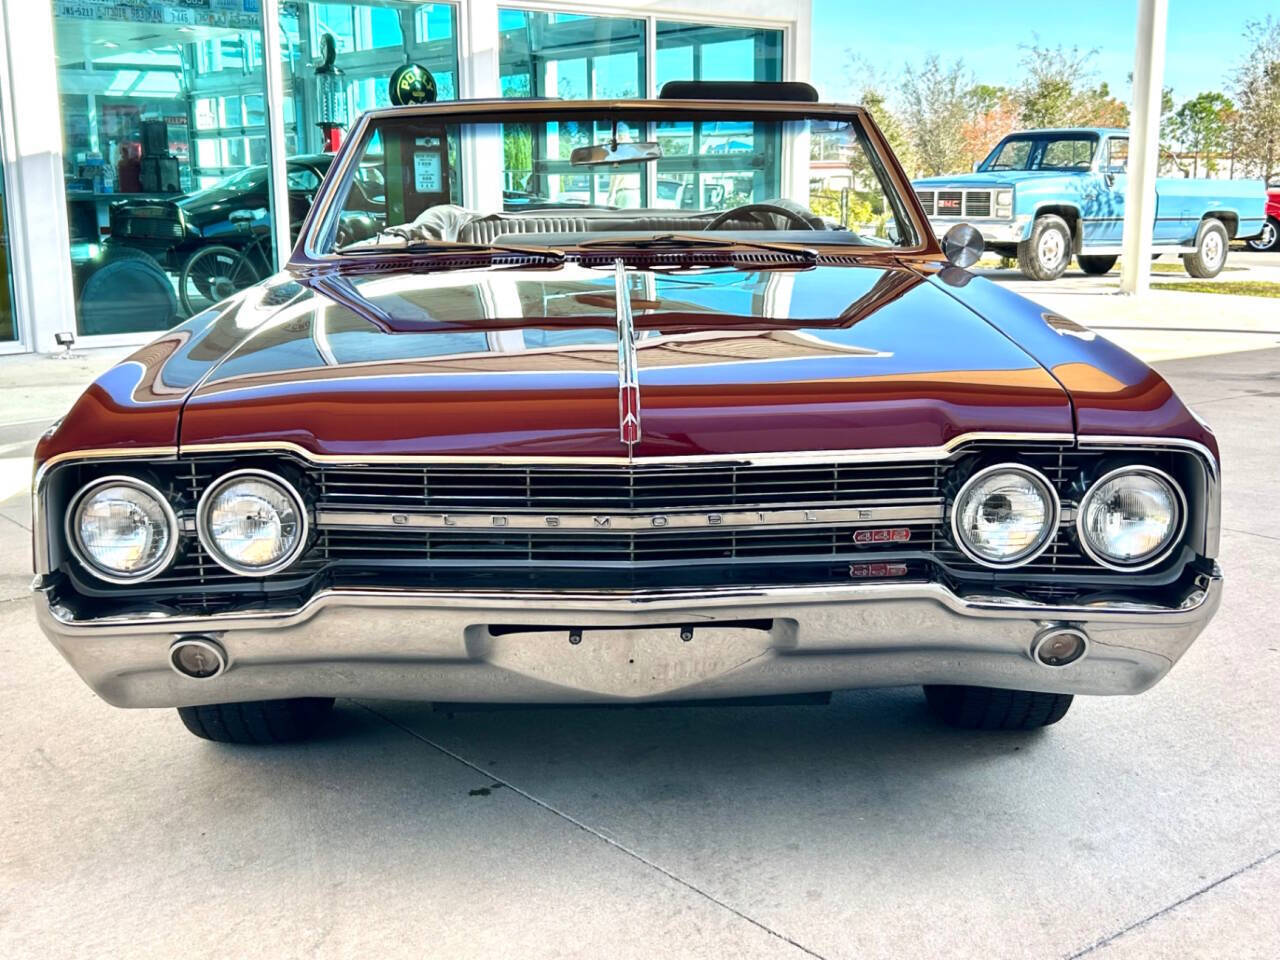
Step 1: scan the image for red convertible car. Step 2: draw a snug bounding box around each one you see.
[33,85,1222,744]
[1245,183,1279,251]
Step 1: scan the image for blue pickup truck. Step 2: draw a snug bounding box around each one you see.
[913,127,1267,280]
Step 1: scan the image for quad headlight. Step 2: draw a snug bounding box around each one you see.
[1077,466,1185,570]
[951,464,1059,567]
[67,477,178,583]
[197,469,308,576]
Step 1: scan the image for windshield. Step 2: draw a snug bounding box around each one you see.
[980,134,1099,172]
[315,104,919,256]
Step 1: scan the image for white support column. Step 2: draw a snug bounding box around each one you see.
[260,0,293,271]
[457,0,502,211]
[0,0,77,352]
[1119,0,1168,295]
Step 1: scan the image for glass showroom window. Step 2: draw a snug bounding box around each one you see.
[652,22,784,212]
[498,10,645,208]
[52,4,277,335]
[278,1,458,150]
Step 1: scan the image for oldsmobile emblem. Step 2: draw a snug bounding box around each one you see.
[614,259,642,451]
[317,503,943,532]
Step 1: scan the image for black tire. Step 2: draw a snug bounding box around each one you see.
[177,697,334,744]
[1077,254,1117,275]
[1016,214,1072,280]
[1182,219,1229,278]
[74,246,181,335]
[1246,216,1279,253]
[923,685,1072,730]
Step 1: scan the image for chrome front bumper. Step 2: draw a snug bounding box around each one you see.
[928,216,1030,246]
[36,572,1222,709]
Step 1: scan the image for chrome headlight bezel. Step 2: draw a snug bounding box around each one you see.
[196,468,309,577]
[950,463,1061,569]
[65,475,179,584]
[1076,465,1187,572]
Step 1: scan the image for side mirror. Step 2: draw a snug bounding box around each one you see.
[972,161,981,173]
[942,223,984,269]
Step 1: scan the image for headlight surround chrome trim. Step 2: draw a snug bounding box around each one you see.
[949,462,1061,569]
[1076,465,1187,572]
[64,475,179,584]
[196,468,310,578]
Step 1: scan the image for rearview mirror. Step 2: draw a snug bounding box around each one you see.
[570,141,663,166]
[942,223,984,269]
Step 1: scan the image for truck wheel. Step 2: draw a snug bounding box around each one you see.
[1246,217,1279,253]
[1077,254,1117,275]
[176,698,334,744]
[1182,219,1229,278]
[923,685,1072,730]
[1016,214,1072,280]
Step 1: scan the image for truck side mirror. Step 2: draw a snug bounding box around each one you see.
[942,223,984,269]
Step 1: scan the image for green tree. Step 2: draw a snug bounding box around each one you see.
[858,86,915,176]
[1231,16,1280,180]
[1170,92,1235,176]
[1016,42,1128,128]
[899,55,972,175]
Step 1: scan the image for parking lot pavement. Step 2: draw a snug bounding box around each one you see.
[2,353,1279,960]
[977,251,1280,363]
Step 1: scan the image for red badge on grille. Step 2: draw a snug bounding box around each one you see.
[849,562,909,578]
[852,527,911,544]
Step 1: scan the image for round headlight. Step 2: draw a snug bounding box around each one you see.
[68,477,177,583]
[1077,466,1185,570]
[197,470,308,576]
[951,464,1059,567]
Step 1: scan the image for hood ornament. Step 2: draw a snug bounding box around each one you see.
[614,259,641,453]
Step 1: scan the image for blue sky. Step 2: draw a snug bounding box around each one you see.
[811,0,1273,106]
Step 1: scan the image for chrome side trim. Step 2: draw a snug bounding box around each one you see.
[316,501,944,533]
[176,432,1077,467]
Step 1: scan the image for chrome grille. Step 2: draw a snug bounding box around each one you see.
[53,442,1187,611]
[964,191,992,218]
[318,520,943,566]
[314,461,943,511]
[917,190,934,215]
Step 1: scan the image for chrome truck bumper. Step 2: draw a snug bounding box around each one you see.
[928,216,1030,246]
[36,571,1223,709]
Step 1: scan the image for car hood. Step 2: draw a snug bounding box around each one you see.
[165,261,1073,459]
[913,171,1070,190]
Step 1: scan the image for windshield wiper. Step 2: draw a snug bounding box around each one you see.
[335,239,565,266]
[578,233,818,261]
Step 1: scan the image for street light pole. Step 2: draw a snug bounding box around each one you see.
[1119,0,1168,295]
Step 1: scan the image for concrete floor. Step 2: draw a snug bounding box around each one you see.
[2,334,1280,958]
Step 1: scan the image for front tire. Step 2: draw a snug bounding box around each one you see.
[1246,216,1279,253]
[923,685,1072,730]
[177,698,334,744]
[1182,219,1229,278]
[1017,214,1072,281]
[1077,254,1117,275]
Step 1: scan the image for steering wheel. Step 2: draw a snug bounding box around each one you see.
[706,203,817,231]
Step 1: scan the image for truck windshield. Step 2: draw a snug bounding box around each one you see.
[981,135,1098,172]
[309,103,922,257]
